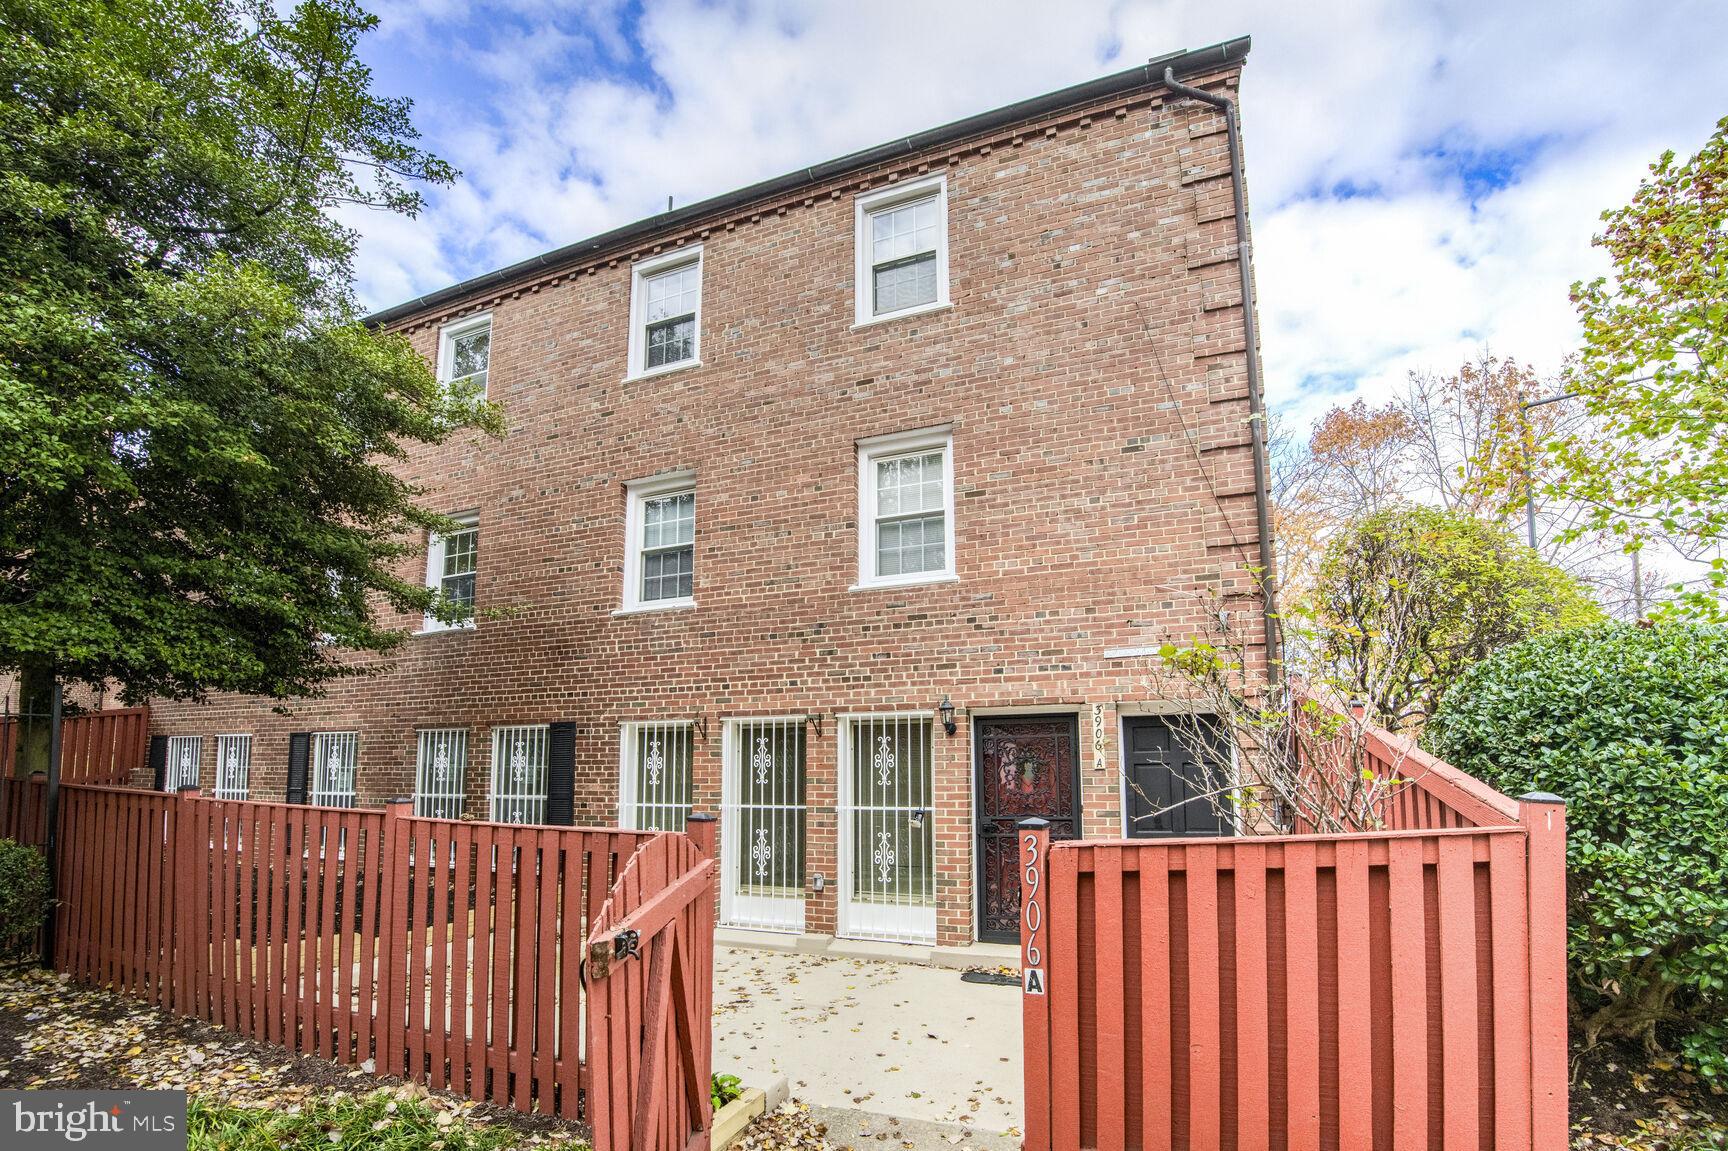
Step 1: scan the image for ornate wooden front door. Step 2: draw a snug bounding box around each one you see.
[974,715,1080,943]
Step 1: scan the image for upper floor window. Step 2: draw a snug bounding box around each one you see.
[856,427,955,589]
[627,246,703,379]
[854,175,950,326]
[438,314,491,398]
[423,512,478,631]
[620,473,695,613]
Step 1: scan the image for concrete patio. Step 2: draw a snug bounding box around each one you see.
[712,944,1023,1146]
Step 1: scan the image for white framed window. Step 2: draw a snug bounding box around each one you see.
[310,731,359,808]
[423,512,479,632]
[626,246,703,379]
[619,472,695,613]
[415,729,469,819]
[165,735,201,791]
[855,426,956,589]
[437,314,491,398]
[490,725,549,824]
[854,175,949,326]
[619,721,693,832]
[214,735,252,801]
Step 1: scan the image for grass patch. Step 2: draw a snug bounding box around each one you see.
[188,1090,575,1151]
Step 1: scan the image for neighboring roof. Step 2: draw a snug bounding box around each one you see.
[366,36,1251,329]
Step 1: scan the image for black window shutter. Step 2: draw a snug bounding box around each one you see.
[149,736,169,791]
[546,722,577,826]
[286,732,311,804]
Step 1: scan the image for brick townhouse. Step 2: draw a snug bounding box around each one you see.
[138,36,1272,951]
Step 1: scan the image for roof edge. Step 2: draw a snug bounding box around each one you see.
[364,35,1250,329]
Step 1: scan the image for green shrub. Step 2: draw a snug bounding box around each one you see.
[0,838,52,962]
[710,1073,742,1111]
[1426,623,1728,1080]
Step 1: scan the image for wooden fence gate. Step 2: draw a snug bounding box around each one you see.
[1017,720,1570,1151]
[0,779,715,1151]
[1,706,149,785]
[584,822,716,1151]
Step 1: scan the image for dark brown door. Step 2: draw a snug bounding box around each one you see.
[974,715,1080,944]
[1122,715,1231,838]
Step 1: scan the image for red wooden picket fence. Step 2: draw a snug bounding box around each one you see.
[0,706,149,785]
[0,779,715,1151]
[1295,712,1522,834]
[1018,727,1568,1151]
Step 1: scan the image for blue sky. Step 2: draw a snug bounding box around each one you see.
[345,0,1728,432]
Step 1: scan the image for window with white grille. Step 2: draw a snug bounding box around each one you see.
[423,512,479,632]
[627,246,703,378]
[857,427,955,589]
[621,473,696,612]
[213,735,251,801]
[854,175,949,325]
[620,721,693,831]
[721,719,807,933]
[415,729,468,819]
[490,725,549,824]
[165,735,201,792]
[839,715,936,944]
[310,731,359,808]
[438,314,491,398]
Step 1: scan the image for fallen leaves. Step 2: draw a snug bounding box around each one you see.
[735,1100,832,1149]
[0,969,589,1149]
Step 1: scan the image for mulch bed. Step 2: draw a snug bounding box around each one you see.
[0,965,587,1148]
[1572,1033,1726,1149]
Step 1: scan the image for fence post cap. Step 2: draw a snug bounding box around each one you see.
[686,812,718,823]
[1017,817,1052,830]
[1518,791,1566,806]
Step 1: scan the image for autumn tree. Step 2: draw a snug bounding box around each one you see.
[1314,506,1601,728]
[0,0,497,772]
[1550,116,1728,620]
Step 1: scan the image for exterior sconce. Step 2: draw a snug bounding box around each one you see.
[938,695,957,736]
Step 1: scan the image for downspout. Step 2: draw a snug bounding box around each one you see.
[1163,66,1281,681]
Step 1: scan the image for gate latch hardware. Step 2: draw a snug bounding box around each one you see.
[583,928,642,983]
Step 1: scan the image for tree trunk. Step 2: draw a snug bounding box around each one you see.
[13,661,54,778]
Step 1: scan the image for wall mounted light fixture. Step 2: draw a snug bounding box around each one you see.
[938,696,957,736]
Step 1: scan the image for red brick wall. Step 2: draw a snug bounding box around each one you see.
[144,66,1266,946]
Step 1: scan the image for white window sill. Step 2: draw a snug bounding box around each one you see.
[612,598,697,617]
[852,301,952,331]
[415,620,476,636]
[624,359,702,384]
[848,574,959,593]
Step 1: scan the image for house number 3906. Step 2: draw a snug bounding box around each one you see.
[1022,832,1046,996]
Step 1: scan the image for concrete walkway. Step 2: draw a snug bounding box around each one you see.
[712,945,1023,1143]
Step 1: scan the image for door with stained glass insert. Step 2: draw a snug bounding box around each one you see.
[720,719,807,933]
[838,716,936,944]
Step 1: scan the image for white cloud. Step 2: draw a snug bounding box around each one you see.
[349,0,1728,439]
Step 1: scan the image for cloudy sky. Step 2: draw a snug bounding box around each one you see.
[348,0,1728,431]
